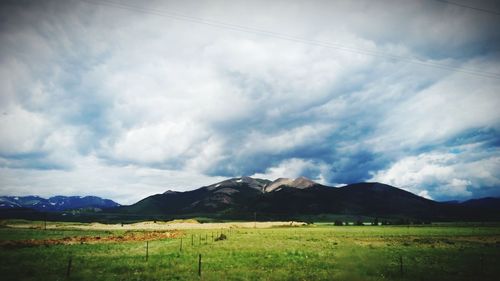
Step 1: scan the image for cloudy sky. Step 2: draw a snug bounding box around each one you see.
[1,0,499,204]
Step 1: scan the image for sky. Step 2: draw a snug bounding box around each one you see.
[0,0,499,204]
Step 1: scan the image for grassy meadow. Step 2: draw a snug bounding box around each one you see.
[1,220,499,281]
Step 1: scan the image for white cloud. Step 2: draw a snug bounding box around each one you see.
[241,124,334,155]
[110,120,209,164]
[418,190,432,200]
[368,60,500,153]
[370,149,500,199]
[0,155,227,204]
[370,152,455,192]
[251,158,330,184]
[0,106,50,155]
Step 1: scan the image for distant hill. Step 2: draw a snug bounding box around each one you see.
[0,195,120,212]
[112,177,499,221]
[459,197,500,210]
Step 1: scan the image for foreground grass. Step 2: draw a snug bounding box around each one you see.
[1,222,499,281]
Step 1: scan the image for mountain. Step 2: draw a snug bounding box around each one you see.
[115,177,268,215]
[0,195,120,212]
[114,177,489,220]
[253,182,443,219]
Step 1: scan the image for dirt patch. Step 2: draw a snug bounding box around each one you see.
[0,230,181,249]
[5,220,306,231]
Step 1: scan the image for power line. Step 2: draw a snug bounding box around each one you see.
[432,0,500,16]
[80,0,500,80]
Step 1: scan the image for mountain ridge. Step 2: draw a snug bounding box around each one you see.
[2,177,498,221]
[0,195,120,211]
[111,177,498,220]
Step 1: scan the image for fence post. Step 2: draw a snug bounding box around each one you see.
[66,256,72,278]
[191,234,194,246]
[198,254,202,277]
[180,238,183,252]
[480,254,484,275]
[399,255,403,276]
[146,241,149,261]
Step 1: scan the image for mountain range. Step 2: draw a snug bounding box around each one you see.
[0,195,120,211]
[1,177,499,221]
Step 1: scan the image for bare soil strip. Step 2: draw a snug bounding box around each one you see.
[4,220,306,231]
[0,230,181,248]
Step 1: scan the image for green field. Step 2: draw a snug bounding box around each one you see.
[1,220,499,281]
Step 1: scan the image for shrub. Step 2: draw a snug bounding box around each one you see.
[215,233,227,241]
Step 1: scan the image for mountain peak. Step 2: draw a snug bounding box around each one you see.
[205,177,270,191]
[291,177,316,188]
[264,177,317,192]
[163,190,179,195]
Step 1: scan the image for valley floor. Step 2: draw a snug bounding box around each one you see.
[0,220,499,281]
